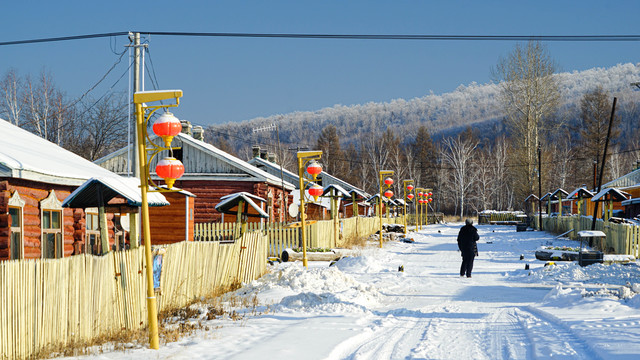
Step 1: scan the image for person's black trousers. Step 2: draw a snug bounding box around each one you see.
[460,253,475,277]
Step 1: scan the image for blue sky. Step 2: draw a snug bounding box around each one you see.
[1,1,639,126]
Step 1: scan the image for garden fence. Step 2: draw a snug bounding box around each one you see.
[0,232,267,360]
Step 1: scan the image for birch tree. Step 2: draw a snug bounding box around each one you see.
[441,135,478,219]
[493,41,560,202]
[0,69,23,126]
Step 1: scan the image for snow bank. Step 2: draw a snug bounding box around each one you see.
[509,262,640,286]
[235,261,383,314]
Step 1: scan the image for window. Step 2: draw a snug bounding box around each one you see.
[8,191,25,260]
[85,209,100,255]
[40,190,63,259]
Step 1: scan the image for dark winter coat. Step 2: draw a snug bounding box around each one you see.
[457,224,479,257]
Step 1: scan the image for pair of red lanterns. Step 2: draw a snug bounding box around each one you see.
[406,184,415,201]
[306,160,323,201]
[383,177,394,199]
[152,112,185,189]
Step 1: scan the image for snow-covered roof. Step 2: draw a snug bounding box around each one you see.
[602,167,640,190]
[0,118,119,186]
[550,188,569,199]
[63,177,169,208]
[323,184,350,198]
[524,194,539,202]
[348,188,369,200]
[215,192,269,218]
[621,197,640,206]
[577,230,606,238]
[248,156,365,194]
[567,187,594,199]
[591,187,631,202]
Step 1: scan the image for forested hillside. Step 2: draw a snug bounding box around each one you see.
[208,62,640,152]
[205,62,640,216]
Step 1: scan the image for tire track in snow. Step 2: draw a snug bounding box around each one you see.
[324,309,434,360]
[514,306,605,360]
[483,308,530,360]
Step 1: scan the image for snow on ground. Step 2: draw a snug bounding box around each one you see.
[69,223,640,359]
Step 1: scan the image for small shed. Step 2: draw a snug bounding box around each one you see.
[567,187,594,216]
[550,188,570,216]
[591,188,631,221]
[343,189,369,217]
[215,192,268,238]
[524,194,539,216]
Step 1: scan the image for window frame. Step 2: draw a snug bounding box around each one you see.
[40,190,64,259]
[8,191,25,260]
[84,208,101,255]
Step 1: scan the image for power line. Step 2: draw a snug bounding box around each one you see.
[0,32,128,46]
[137,32,640,42]
[3,32,640,47]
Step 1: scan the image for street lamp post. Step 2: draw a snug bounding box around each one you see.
[403,180,414,236]
[378,170,394,248]
[416,188,423,230]
[297,151,323,268]
[134,89,185,349]
[424,189,433,227]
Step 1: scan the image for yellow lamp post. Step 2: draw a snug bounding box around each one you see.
[297,151,323,268]
[134,89,185,349]
[415,188,423,230]
[424,189,432,227]
[378,170,394,248]
[402,180,414,236]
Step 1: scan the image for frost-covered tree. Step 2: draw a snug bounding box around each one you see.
[493,41,560,201]
[441,135,478,219]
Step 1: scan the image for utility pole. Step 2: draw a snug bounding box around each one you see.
[538,143,542,231]
[591,97,617,230]
[131,32,141,178]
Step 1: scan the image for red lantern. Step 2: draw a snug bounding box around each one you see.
[306,160,322,181]
[418,191,424,197]
[153,112,182,147]
[384,177,394,186]
[308,184,323,202]
[406,184,414,191]
[407,193,414,200]
[384,189,393,198]
[155,157,184,189]
[429,198,433,202]
[428,192,433,197]
[418,199,424,204]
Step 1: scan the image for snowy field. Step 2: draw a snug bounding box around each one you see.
[70,223,640,360]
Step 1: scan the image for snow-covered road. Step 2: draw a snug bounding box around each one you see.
[73,223,640,359]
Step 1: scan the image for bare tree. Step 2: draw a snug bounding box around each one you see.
[0,69,23,126]
[493,41,561,201]
[65,93,128,161]
[441,135,478,219]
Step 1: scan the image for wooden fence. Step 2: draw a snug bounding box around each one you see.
[532,215,640,256]
[0,232,267,360]
[478,211,527,224]
[194,216,406,257]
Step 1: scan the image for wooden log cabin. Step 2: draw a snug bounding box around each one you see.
[0,118,159,261]
[94,123,296,224]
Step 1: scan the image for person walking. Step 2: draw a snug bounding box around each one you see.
[457,218,479,278]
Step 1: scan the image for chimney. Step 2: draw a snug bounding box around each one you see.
[260,150,268,160]
[180,120,193,136]
[268,152,277,163]
[192,126,204,141]
[252,145,261,158]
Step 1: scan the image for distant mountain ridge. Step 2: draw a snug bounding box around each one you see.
[208,63,640,151]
